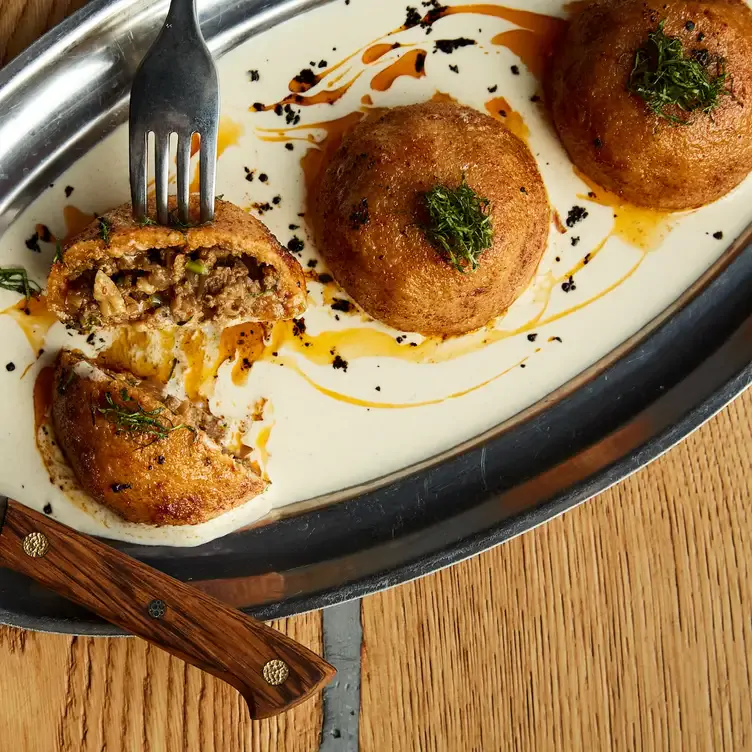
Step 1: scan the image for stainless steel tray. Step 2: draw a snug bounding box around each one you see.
[0,0,750,634]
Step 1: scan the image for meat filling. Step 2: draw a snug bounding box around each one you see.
[66,247,279,327]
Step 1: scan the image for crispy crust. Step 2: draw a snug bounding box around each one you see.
[547,0,752,210]
[314,102,550,336]
[47,195,306,330]
[51,350,266,526]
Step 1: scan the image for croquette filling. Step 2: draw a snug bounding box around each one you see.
[65,247,279,328]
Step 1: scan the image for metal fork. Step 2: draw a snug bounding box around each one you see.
[129,0,219,226]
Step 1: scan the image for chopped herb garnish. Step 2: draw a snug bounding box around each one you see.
[137,216,156,227]
[97,391,195,443]
[185,259,208,275]
[98,217,112,244]
[627,21,729,124]
[53,241,64,264]
[0,266,41,299]
[423,176,493,273]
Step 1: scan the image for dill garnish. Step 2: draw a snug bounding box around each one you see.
[53,240,64,264]
[627,21,729,124]
[98,217,112,244]
[137,216,156,227]
[423,176,493,273]
[97,390,195,443]
[0,266,41,299]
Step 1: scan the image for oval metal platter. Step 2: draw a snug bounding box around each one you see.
[0,0,751,634]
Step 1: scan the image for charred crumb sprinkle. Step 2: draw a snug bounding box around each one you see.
[713,231,724,239]
[571,236,580,247]
[157,455,166,465]
[244,167,255,182]
[289,223,300,230]
[25,232,41,253]
[375,386,381,391]
[583,252,592,265]
[566,206,588,228]
[272,195,282,205]
[331,298,353,313]
[434,38,475,54]
[319,273,333,284]
[499,108,507,117]
[405,6,421,27]
[588,191,597,199]
[5,362,15,372]
[259,173,269,183]
[332,354,349,371]
[86,332,96,345]
[550,336,563,343]
[488,84,498,93]
[350,198,370,229]
[274,104,283,116]
[555,256,561,262]
[241,358,252,370]
[520,187,527,194]
[285,143,294,151]
[38,224,53,242]
[319,60,328,68]
[395,336,405,343]
[527,333,538,342]
[307,259,318,268]
[43,503,52,515]
[520,363,526,368]
[511,65,520,75]
[252,102,265,111]
[288,236,305,253]
[593,137,603,149]
[293,68,318,88]
[449,64,459,73]
[253,202,273,215]
[248,69,260,82]
[530,94,541,103]
[64,185,75,198]
[415,52,426,73]
[561,276,576,293]
[110,483,132,493]
[292,318,307,337]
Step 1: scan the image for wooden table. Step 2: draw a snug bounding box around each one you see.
[2,4,751,750]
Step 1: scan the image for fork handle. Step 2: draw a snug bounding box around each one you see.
[0,499,335,719]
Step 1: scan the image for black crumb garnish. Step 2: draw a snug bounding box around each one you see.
[64,185,74,198]
[248,69,260,82]
[110,483,132,493]
[415,52,427,73]
[583,252,592,265]
[520,187,527,193]
[288,236,305,253]
[157,455,166,464]
[43,503,52,514]
[520,363,526,368]
[307,259,318,268]
[5,362,15,372]
[331,298,353,313]
[289,223,299,230]
[332,354,348,371]
[530,94,541,103]
[319,273,333,284]
[252,102,265,111]
[449,64,459,73]
[272,195,282,205]
[86,332,96,345]
[511,65,520,75]
[259,173,268,183]
[274,104,283,116]
[527,333,537,342]
[551,336,563,343]
[349,197,370,229]
[293,318,307,336]
[593,137,603,149]
[571,236,580,246]
[285,143,294,151]
[25,233,41,253]
[375,386,381,391]
[405,6,421,27]
[561,275,577,293]
[713,231,723,239]
[319,60,328,68]
[293,68,318,89]
[38,224,52,242]
[566,206,588,228]
[253,202,272,214]
[488,85,498,93]
[434,38,475,54]
[244,167,255,182]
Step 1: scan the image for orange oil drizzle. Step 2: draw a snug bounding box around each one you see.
[431,91,458,104]
[63,206,97,241]
[484,96,530,142]
[33,365,55,432]
[362,42,402,64]
[190,116,244,192]
[1,295,57,353]
[254,422,274,475]
[361,94,374,106]
[370,49,427,92]
[573,167,672,251]
[217,323,269,387]
[98,328,176,383]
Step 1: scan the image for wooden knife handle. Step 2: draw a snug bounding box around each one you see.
[0,500,335,719]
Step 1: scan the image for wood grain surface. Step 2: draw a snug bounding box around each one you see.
[1,3,751,750]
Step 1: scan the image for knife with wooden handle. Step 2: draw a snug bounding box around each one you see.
[0,498,335,719]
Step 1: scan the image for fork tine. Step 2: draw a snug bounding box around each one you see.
[176,133,192,226]
[155,132,171,226]
[129,129,147,220]
[199,126,218,223]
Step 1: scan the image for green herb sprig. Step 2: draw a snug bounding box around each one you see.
[98,217,112,244]
[53,240,64,264]
[0,266,42,300]
[423,176,493,273]
[137,216,156,227]
[627,21,729,124]
[97,389,195,443]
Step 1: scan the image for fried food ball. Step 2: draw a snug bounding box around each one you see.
[47,196,306,332]
[52,350,265,526]
[547,0,752,210]
[314,102,549,336]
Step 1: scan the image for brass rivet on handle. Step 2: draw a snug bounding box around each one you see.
[22,532,49,558]
[262,659,289,686]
